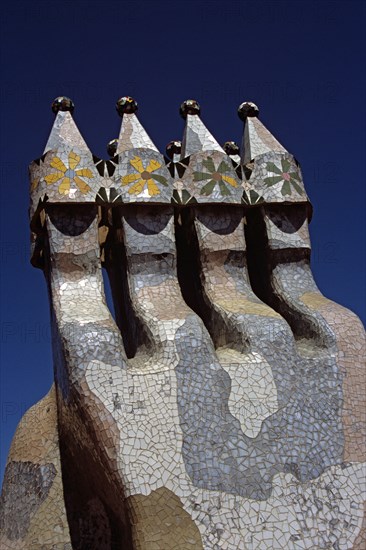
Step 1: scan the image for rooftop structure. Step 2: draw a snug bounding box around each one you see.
[1,97,365,550]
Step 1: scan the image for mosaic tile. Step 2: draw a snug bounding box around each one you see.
[1,96,364,549]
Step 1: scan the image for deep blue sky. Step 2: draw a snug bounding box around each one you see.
[1,0,365,483]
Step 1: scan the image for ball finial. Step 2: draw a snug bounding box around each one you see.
[180,99,201,119]
[51,96,75,114]
[116,96,138,116]
[107,139,119,158]
[238,101,259,121]
[223,141,240,156]
[166,140,182,159]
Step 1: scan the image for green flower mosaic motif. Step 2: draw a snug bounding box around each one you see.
[193,157,238,196]
[264,159,305,197]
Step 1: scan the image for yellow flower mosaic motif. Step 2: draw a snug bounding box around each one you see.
[121,156,168,196]
[44,151,94,195]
